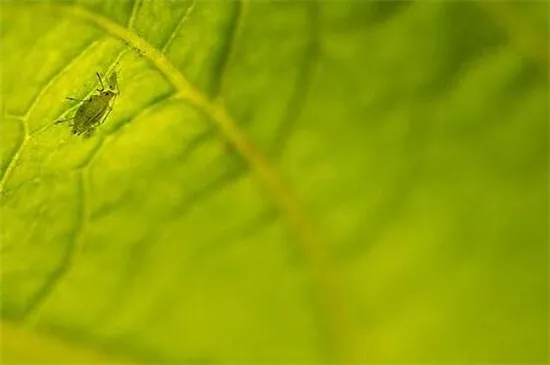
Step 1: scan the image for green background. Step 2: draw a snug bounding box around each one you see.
[1,0,548,363]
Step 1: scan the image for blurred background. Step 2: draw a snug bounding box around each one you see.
[1,0,548,363]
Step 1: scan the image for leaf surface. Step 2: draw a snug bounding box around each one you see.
[1,0,548,363]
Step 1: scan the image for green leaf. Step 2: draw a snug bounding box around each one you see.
[1,0,548,363]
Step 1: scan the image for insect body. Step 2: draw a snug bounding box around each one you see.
[70,90,116,136]
[56,71,118,137]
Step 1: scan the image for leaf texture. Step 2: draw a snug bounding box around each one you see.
[1,0,548,363]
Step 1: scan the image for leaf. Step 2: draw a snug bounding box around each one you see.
[1,0,548,363]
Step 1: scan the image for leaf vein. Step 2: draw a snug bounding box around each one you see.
[103,91,175,137]
[211,0,245,98]
[24,38,102,123]
[272,2,320,157]
[22,170,89,321]
[160,0,196,53]
[0,119,27,197]
[127,0,142,29]
[170,163,246,218]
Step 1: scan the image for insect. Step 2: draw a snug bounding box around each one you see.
[123,40,145,58]
[130,46,146,58]
[108,69,118,91]
[56,71,118,137]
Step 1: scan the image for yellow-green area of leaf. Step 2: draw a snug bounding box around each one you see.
[1,0,548,364]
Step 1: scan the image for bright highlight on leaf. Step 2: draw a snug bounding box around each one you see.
[1,0,548,364]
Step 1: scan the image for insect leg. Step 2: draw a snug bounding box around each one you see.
[83,127,96,139]
[66,97,87,102]
[96,72,105,91]
[55,117,75,125]
[95,93,117,127]
[96,105,113,127]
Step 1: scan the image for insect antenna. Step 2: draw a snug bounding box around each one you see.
[96,71,105,91]
[66,97,87,102]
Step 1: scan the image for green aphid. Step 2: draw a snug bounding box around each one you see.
[56,72,118,137]
[107,68,118,91]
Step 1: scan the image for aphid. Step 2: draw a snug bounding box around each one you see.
[123,40,145,58]
[106,62,120,93]
[107,69,118,91]
[56,72,117,137]
[132,45,145,58]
